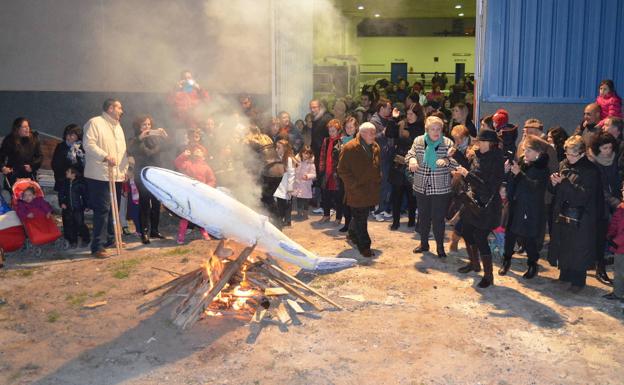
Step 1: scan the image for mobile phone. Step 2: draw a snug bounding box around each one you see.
[505,150,515,163]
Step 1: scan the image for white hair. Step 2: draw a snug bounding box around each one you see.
[425,116,444,131]
[359,122,376,133]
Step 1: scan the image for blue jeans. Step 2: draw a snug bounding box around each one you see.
[86,178,121,254]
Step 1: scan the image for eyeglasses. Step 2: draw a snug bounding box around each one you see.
[564,152,582,157]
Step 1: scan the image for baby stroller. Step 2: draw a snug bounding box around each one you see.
[12,178,68,257]
[0,194,25,267]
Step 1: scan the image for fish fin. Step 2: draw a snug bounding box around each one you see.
[312,257,358,271]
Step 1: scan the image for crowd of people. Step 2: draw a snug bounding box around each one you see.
[1,71,623,301]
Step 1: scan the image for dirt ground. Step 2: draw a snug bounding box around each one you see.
[1,212,623,385]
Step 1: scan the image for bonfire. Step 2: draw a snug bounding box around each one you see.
[140,240,343,332]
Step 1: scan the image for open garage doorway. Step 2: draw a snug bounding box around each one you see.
[313,0,479,116]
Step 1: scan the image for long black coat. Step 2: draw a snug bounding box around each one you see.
[592,154,622,217]
[506,153,549,238]
[51,141,85,192]
[461,148,505,230]
[386,120,422,186]
[0,132,43,190]
[549,156,601,271]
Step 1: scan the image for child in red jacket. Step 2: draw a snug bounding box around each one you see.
[605,194,624,301]
[174,144,217,244]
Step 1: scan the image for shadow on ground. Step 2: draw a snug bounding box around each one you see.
[32,304,242,385]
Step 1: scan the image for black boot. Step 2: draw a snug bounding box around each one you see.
[596,263,613,285]
[150,231,165,239]
[458,244,479,273]
[436,243,447,258]
[141,233,150,245]
[389,222,399,231]
[498,257,512,276]
[523,263,538,279]
[413,243,430,254]
[471,245,481,272]
[477,254,494,288]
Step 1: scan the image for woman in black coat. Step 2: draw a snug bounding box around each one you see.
[127,115,170,244]
[498,135,550,279]
[455,129,505,288]
[549,136,602,293]
[589,132,621,284]
[0,117,43,192]
[386,103,423,230]
[51,124,85,192]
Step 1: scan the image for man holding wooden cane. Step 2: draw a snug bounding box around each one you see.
[83,99,129,258]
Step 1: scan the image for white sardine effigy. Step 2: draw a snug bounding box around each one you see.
[141,167,357,271]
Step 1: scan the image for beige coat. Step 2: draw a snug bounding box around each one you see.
[83,112,128,182]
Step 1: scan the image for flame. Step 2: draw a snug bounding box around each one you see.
[202,259,258,318]
[205,310,223,317]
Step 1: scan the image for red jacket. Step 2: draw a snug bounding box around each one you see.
[168,89,210,128]
[174,153,217,187]
[596,92,622,120]
[607,206,624,254]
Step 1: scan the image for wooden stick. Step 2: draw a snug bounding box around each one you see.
[275,302,292,325]
[141,268,203,296]
[262,260,344,310]
[286,299,305,314]
[259,271,322,312]
[108,166,122,256]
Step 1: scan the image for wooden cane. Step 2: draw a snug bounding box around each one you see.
[110,168,123,255]
[108,166,123,255]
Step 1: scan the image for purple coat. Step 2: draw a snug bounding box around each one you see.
[15,197,52,221]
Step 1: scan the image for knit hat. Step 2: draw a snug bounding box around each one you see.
[492,109,509,129]
[477,129,499,142]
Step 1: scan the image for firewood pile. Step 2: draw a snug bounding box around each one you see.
[139,240,344,333]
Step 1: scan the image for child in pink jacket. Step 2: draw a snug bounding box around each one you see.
[293,146,316,219]
[597,79,622,122]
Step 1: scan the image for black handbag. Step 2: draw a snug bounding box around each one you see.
[458,189,495,217]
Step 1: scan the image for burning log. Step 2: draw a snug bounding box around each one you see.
[140,240,344,331]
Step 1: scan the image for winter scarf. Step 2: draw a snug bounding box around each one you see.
[424,133,443,171]
[592,150,616,167]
